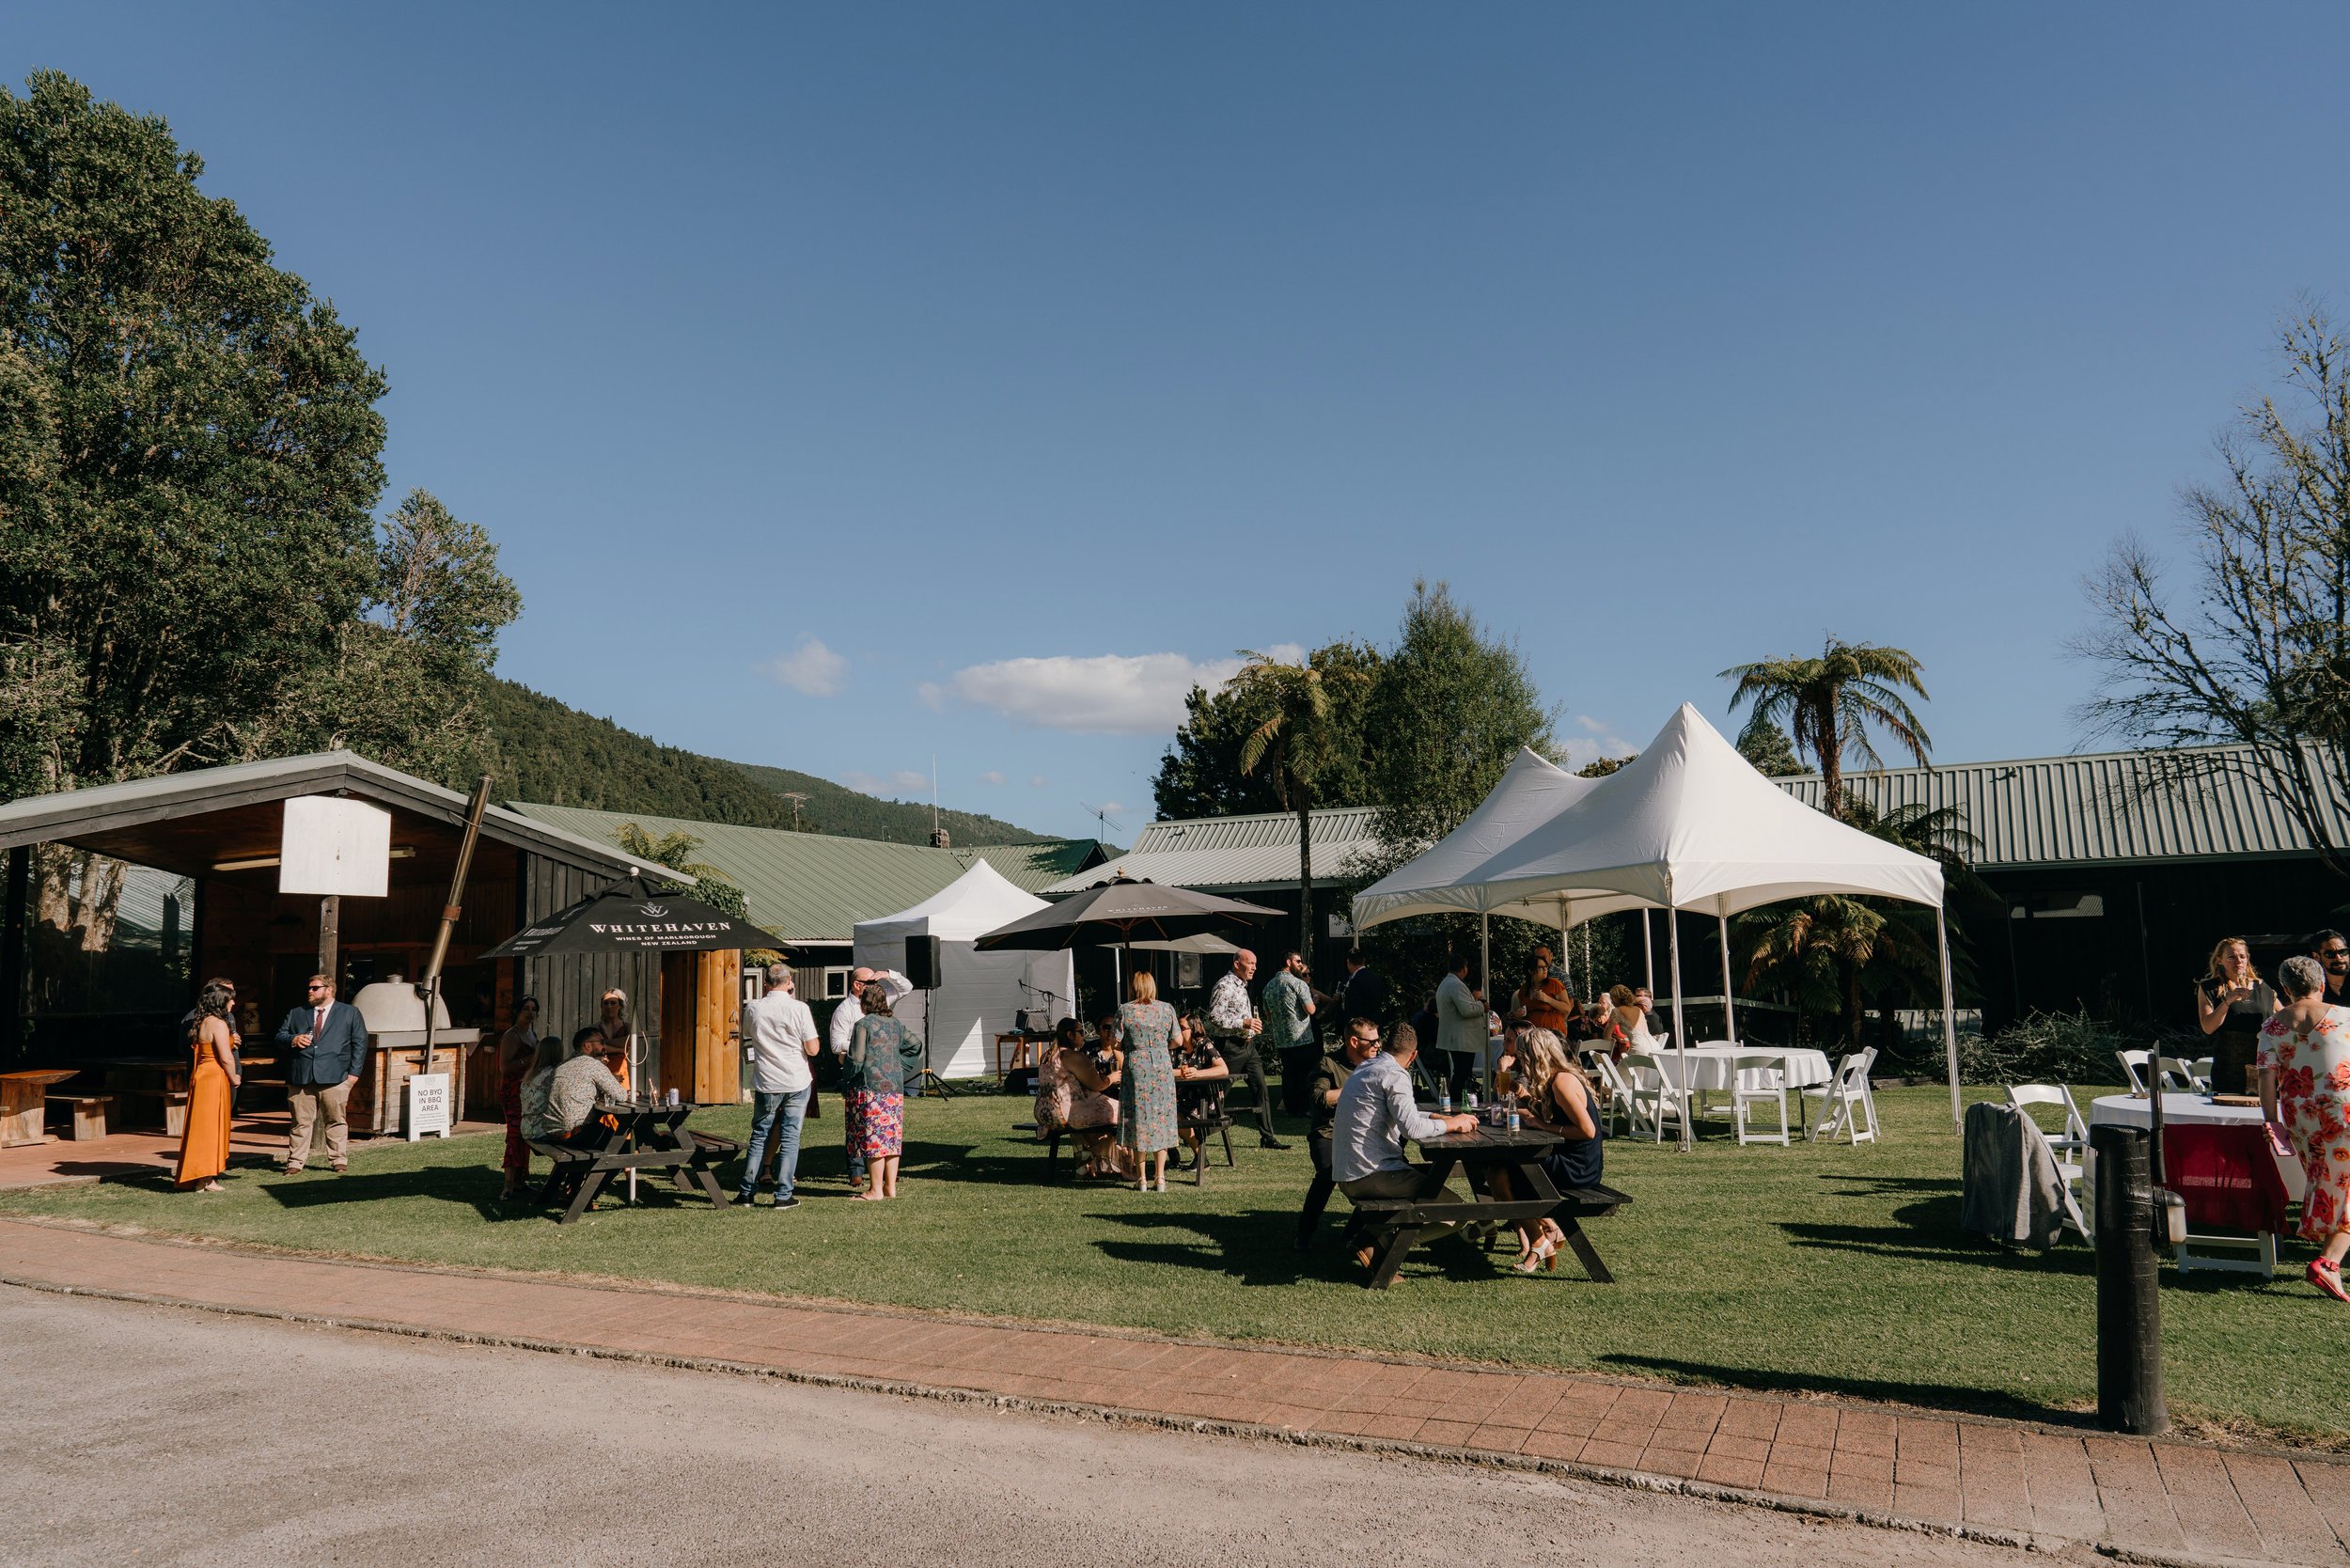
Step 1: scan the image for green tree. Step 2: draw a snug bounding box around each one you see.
[616,823,758,927]
[1152,640,1381,821]
[1734,713,1804,776]
[1720,638,1930,818]
[2076,303,2350,882]
[1365,580,1557,856]
[1226,646,1376,969]
[253,489,522,785]
[0,71,389,800]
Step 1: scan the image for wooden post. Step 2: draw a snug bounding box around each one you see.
[1,846,26,1064]
[418,775,494,1077]
[318,895,340,984]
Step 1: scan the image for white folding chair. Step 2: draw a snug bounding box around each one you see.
[1589,1052,1647,1137]
[1621,1053,1690,1144]
[2158,1055,2208,1094]
[1731,1054,1790,1147]
[1805,1047,1879,1144]
[2115,1049,2151,1095]
[2005,1084,2091,1230]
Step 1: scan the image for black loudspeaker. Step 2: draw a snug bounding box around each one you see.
[905,934,944,990]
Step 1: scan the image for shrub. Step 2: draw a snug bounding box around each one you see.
[1957,1007,2132,1087]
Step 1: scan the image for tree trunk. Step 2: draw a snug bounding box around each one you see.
[1841,955,1863,1046]
[1296,791,1314,974]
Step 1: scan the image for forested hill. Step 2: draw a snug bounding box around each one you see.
[477,680,1055,846]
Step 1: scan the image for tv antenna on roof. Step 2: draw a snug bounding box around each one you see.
[1079,800,1127,839]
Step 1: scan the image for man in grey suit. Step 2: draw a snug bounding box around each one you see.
[275,973,369,1173]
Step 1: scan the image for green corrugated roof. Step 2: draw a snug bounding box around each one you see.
[507,801,1105,943]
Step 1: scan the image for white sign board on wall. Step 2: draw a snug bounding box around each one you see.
[278,796,393,897]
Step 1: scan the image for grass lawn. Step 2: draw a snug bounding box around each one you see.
[4,1083,2340,1447]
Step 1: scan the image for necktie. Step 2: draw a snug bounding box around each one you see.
[315,1005,326,1036]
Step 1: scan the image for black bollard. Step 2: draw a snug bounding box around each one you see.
[2091,1122,2169,1435]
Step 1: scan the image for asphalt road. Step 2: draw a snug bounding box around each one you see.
[1,1286,2041,1568]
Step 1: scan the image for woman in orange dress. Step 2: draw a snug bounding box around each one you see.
[177,980,239,1191]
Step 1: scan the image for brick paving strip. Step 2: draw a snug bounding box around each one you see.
[3,1216,2344,1568]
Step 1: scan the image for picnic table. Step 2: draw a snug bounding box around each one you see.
[527,1101,737,1224]
[1340,1124,1631,1290]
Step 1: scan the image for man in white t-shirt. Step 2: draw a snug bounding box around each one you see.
[740,963,821,1210]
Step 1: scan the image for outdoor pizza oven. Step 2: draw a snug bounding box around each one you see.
[351,976,452,1038]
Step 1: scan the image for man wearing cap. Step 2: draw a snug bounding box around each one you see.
[829,964,912,1187]
[740,964,821,1210]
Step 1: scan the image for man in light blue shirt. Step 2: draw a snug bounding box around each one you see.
[1332,1024,1478,1219]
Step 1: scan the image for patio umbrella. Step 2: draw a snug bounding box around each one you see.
[973,877,1277,951]
[480,874,772,959]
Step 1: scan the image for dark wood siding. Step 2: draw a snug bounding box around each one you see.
[519,856,660,1054]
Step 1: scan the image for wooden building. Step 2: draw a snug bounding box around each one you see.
[0,752,772,1115]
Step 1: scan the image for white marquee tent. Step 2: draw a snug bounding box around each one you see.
[1353,705,1961,1142]
[853,861,1076,1080]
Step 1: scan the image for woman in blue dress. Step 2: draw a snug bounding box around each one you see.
[1117,970,1180,1192]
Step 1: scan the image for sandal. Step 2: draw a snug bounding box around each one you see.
[2311,1259,2350,1305]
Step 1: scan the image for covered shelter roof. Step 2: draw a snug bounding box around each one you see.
[1042,806,1381,895]
[509,801,1108,945]
[0,751,662,884]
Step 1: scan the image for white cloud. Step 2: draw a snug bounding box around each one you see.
[978,770,1006,786]
[891,769,928,791]
[1028,775,1048,788]
[760,636,849,698]
[1099,801,1126,818]
[935,644,1306,734]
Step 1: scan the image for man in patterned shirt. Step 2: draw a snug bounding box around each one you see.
[1206,949,1288,1149]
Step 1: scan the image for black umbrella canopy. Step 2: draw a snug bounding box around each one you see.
[481,875,773,960]
[974,877,1277,952]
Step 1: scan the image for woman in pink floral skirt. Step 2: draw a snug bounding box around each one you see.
[2260,955,2350,1302]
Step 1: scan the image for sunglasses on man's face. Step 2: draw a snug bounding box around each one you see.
[2326,949,2350,963]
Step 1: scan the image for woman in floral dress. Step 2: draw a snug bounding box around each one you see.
[846,985,915,1200]
[2260,955,2350,1302]
[1117,970,1179,1192]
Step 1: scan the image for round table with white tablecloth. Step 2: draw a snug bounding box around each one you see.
[2088,1093,2305,1200]
[1622,1044,1834,1094]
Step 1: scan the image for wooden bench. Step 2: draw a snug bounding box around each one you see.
[46,1093,117,1141]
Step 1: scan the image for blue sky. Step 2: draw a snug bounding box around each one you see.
[15,6,2349,839]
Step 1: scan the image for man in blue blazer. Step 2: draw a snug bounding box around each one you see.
[274,973,369,1173]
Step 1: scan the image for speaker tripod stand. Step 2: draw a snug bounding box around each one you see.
[907,983,954,1099]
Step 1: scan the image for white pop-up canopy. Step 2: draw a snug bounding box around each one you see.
[853,861,1075,1079]
[1353,704,1962,1139]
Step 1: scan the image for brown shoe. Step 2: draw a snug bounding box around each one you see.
[283,1164,306,1175]
[331,1161,348,1173]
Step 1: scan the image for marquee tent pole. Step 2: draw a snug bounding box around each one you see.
[1642,911,1655,995]
[1668,885,1691,1152]
[1936,906,1962,1129]
[1480,911,1493,1097]
[1717,909,1736,1044]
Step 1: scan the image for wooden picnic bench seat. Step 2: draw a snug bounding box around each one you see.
[1339,1176,1633,1289]
[45,1092,117,1141]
